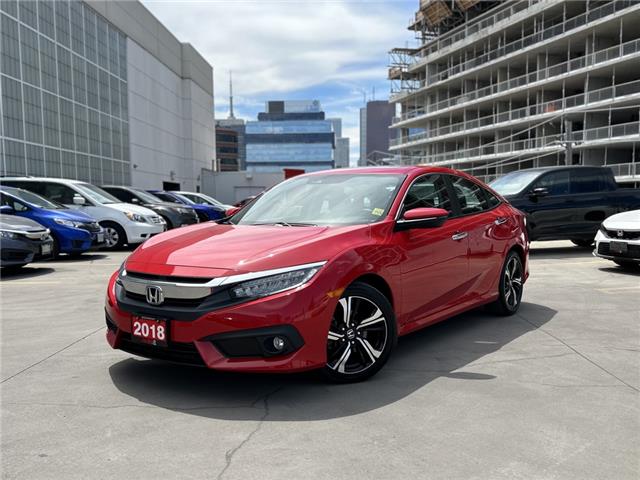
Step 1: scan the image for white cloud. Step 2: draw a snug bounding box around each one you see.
[142,1,409,95]
[141,0,414,163]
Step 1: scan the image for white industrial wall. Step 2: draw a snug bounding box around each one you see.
[127,40,214,190]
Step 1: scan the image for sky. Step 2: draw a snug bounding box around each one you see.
[140,0,418,166]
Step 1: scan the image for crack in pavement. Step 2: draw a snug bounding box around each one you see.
[215,386,284,480]
[515,313,639,393]
[1,326,105,384]
[3,401,263,412]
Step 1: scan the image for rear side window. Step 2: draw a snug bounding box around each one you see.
[1,193,28,212]
[571,169,611,194]
[486,191,502,208]
[450,176,489,215]
[532,171,570,196]
[402,174,453,215]
[1,181,45,196]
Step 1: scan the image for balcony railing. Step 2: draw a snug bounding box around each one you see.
[606,162,640,179]
[401,121,640,166]
[407,0,637,84]
[390,79,640,148]
[394,36,640,124]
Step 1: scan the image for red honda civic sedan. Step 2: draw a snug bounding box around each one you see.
[105,166,529,382]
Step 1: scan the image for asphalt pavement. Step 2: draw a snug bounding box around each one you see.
[1,241,638,480]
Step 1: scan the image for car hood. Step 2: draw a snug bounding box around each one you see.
[42,207,95,222]
[107,203,158,216]
[125,222,371,277]
[0,214,47,231]
[603,209,640,230]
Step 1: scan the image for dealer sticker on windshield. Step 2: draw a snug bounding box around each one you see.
[371,208,384,216]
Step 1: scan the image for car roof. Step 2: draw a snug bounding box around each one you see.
[1,176,90,185]
[502,165,611,174]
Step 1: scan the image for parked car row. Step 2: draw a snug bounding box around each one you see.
[0,177,229,270]
[489,166,640,269]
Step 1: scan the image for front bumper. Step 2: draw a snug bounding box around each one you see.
[593,230,640,263]
[1,236,54,266]
[126,222,166,244]
[104,271,337,373]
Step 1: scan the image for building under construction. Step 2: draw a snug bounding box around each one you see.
[389,0,640,185]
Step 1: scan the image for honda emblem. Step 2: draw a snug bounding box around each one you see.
[145,285,164,305]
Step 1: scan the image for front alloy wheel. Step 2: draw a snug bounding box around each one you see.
[323,282,396,383]
[101,222,127,249]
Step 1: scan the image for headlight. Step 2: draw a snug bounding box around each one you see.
[54,217,82,228]
[0,230,18,239]
[124,211,147,223]
[229,266,322,299]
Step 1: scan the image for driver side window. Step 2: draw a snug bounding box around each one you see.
[0,194,28,212]
[402,175,452,215]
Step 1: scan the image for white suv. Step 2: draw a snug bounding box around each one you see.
[0,178,166,249]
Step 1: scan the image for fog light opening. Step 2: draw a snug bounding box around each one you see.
[272,336,286,351]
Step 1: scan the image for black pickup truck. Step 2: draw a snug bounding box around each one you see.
[490,166,640,246]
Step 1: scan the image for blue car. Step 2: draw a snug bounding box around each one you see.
[147,190,226,221]
[0,186,105,257]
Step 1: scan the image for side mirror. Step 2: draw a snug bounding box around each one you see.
[73,194,86,205]
[395,207,449,231]
[225,207,241,217]
[0,205,15,214]
[528,187,548,198]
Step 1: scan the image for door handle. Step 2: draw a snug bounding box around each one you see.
[451,232,468,241]
[494,217,507,225]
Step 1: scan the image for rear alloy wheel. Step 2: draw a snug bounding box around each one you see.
[323,282,396,383]
[490,251,524,316]
[101,222,127,249]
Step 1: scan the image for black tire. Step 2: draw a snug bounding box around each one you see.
[322,282,397,383]
[2,264,27,272]
[489,251,524,316]
[613,260,640,270]
[100,221,127,249]
[571,239,594,248]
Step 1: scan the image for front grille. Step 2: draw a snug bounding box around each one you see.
[118,334,205,366]
[598,242,640,258]
[603,228,640,240]
[1,250,30,261]
[125,290,205,308]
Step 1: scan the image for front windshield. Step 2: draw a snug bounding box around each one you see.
[7,188,64,210]
[490,171,542,196]
[233,173,404,226]
[74,183,120,204]
[132,189,164,204]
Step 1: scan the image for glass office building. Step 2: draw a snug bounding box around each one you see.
[245,100,335,173]
[1,0,130,184]
[1,0,214,190]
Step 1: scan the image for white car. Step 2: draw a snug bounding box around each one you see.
[0,178,166,249]
[594,209,640,269]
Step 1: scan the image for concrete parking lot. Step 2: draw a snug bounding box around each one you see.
[1,241,638,480]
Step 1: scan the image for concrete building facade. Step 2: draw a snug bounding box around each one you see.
[389,0,640,185]
[0,0,214,191]
[359,100,396,166]
[215,125,239,171]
